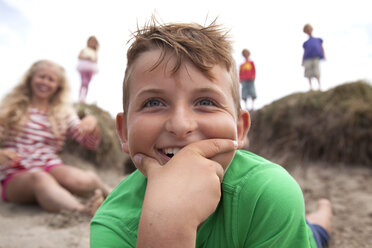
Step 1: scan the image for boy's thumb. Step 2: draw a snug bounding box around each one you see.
[133,153,161,177]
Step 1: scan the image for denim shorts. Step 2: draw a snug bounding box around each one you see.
[241,80,256,100]
[306,220,330,248]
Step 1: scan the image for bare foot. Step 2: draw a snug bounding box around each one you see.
[85,189,105,216]
[101,185,113,198]
[306,198,332,233]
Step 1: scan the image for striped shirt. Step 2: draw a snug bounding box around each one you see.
[0,108,100,181]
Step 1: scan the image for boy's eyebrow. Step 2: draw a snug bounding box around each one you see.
[192,86,230,100]
[135,85,229,100]
[135,88,164,98]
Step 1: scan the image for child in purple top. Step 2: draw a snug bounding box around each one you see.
[302,24,325,91]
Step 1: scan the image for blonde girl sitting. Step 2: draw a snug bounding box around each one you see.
[0,60,110,216]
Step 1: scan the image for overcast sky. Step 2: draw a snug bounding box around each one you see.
[1,0,371,117]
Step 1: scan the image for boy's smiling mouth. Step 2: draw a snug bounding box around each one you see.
[161,147,180,158]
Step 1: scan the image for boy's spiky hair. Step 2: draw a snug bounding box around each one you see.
[122,17,241,114]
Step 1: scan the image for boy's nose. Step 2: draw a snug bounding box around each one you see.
[165,108,197,138]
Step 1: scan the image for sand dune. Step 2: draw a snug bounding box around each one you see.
[1,82,371,247]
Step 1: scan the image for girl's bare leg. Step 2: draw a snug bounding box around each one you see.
[306,198,332,233]
[49,165,112,197]
[79,86,87,102]
[5,170,106,216]
[5,171,86,212]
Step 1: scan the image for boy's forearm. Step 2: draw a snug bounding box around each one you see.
[137,204,197,247]
[137,178,200,247]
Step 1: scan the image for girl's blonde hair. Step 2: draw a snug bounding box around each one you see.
[0,60,73,143]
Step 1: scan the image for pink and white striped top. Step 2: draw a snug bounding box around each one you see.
[0,108,101,181]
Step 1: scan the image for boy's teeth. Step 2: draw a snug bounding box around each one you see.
[163,148,180,155]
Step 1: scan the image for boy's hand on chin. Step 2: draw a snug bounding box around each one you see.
[134,139,237,242]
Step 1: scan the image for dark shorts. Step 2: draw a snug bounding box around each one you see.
[306,220,330,248]
[241,80,256,100]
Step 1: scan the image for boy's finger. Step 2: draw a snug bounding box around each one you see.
[186,139,238,159]
[133,153,161,177]
[213,160,225,182]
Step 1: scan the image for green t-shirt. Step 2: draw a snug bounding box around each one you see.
[91,150,317,247]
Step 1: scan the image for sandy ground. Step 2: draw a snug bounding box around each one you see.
[0,166,125,248]
[291,162,372,247]
[0,161,371,248]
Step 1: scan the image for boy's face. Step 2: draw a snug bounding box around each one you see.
[117,49,249,171]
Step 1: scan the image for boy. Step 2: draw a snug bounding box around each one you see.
[239,49,256,111]
[302,24,325,91]
[91,19,331,247]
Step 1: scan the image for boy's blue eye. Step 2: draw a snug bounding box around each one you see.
[197,99,215,106]
[144,99,163,108]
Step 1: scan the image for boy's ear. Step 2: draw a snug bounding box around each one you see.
[236,110,250,149]
[116,113,130,154]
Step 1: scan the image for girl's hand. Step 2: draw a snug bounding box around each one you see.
[79,115,100,136]
[0,149,21,170]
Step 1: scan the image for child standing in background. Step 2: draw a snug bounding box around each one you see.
[0,60,110,216]
[77,36,99,102]
[302,24,325,91]
[239,49,256,111]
